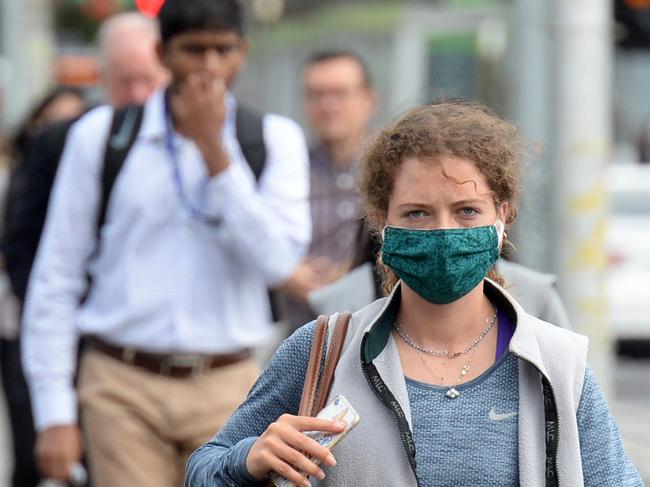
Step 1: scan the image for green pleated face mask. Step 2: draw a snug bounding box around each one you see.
[381,222,502,304]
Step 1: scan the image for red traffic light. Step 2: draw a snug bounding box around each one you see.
[135,0,164,17]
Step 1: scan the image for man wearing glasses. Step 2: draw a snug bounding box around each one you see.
[280,50,376,330]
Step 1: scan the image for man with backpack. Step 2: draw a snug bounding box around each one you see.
[20,2,310,486]
[2,13,167,487]
[4,13,168,304]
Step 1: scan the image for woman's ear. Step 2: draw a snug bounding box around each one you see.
[497,201,509,223]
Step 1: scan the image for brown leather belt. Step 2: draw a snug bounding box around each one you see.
[88,338,252,378]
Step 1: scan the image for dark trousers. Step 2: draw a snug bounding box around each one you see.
[0,337,40,487]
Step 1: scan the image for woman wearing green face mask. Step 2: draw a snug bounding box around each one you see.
[185,102,643,487]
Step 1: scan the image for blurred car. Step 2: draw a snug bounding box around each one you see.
[606,164,650,342]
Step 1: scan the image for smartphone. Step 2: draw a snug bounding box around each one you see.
[271,395,360,487]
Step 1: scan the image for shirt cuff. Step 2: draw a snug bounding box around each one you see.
[227,436,266,485]
[202,165,254,219]
[31,384,78,431]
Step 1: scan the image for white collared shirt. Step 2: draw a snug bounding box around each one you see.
[22,89,310,430]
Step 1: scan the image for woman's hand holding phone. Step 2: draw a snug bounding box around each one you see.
[246,414,344,487]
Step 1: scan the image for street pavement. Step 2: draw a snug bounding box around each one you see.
[0,357,648,486]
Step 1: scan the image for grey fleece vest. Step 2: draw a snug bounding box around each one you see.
[316,280,588,487]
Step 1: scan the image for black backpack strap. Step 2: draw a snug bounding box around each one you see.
[234,104,283,320]
[235,104,267,182]
[96,104,144,239]
[82,105,143,303]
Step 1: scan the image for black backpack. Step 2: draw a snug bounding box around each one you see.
[93,103,281,319]
[97,103,267,235]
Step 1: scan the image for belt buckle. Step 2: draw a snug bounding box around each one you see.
[160,354,206,377]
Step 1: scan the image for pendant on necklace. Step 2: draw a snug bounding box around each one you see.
[445,388,460,399]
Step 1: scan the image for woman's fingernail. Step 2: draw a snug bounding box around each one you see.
[302,480,311,487]
[326,454,336,466]
[334,421,346,429]
[316,469,325,480]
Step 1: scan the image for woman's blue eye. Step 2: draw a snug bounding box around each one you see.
[407,210,425,218]
[460,207,478,216]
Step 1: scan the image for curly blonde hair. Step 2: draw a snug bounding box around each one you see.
[359,100,524,294]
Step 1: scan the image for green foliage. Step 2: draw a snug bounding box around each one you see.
[250,1,401,51]
[428,32,476,53]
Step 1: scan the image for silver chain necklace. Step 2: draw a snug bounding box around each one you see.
[394,306,498,359]
[412,341,480,399]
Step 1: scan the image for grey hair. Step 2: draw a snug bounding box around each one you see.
[96,12,159,66]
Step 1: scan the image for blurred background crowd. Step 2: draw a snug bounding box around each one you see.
[0,0,649,485]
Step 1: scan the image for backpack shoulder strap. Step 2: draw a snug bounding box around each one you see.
[82,105,143,303]
[235,104,267,182]
[97,104,144,239]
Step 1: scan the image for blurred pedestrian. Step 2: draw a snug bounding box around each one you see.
[2,12,167,487]
[186,101,642,486]
[4,12,168,303]
[21,1,309,487]
[4,12,167,303]
[280,50,376,329]
[95,11,170,106]
[496,258,572,329]
[6,86,86,171]
[1,86,87,487]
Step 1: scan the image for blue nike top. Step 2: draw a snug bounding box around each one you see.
[185,320,643,486]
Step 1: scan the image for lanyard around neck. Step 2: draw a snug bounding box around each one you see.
[163,93,220,225]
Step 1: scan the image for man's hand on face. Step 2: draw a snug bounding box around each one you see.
[36,424,83,482]
[171,72,231,176]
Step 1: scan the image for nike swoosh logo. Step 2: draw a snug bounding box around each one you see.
[109,108,138,150]
[488,407,518,421]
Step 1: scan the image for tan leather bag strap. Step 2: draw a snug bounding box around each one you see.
[298,315,329,417]
[266,314,351,487]
[298,313,351,418]
[312,312,351,413]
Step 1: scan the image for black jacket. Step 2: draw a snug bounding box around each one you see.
[2,118,77,301]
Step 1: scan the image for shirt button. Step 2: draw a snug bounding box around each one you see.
[335,173,356,190]
[337,200,357,219]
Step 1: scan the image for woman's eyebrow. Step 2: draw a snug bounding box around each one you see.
[396,202,433,209]
[452,199,489,206]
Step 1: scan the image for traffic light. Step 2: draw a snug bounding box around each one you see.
[615,0,650,48]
